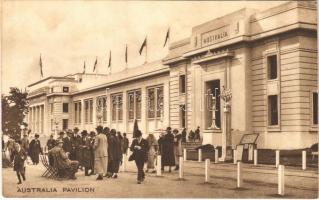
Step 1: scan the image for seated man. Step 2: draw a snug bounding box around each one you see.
[48,139,79,179]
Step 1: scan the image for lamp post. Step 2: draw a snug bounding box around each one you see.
[54,118,59,139]
[207,88,220,130]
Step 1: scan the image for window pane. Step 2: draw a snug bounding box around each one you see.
[268,95,278,126]
[118,95,123,120]
[148,88,155,118]
[313,92,318,125]
[63,103,69,113]
[136,91,141,119]
[112,96,117,121]
[157,86,164,117]
[103,97,107,122]
[89,99,93,122]
[85,101,89,123]
[268,55,277,80]
[74,103,78,123]
[128,92,134,120]
[180,75,186,94]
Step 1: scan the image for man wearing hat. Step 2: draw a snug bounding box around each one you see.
[21,134,29,153]
[28,134,43,165]
[46,135,56,166]
[62,131,72,157]
[48,139,79,180]
[71,127,82,166]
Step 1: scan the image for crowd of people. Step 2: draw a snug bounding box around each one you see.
[2,125,201,185]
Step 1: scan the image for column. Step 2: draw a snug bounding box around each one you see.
[141,87,147,135]
[39,105,43,134]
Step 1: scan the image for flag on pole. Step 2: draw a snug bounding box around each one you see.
[83,61,86,74]
[139,37,147,55]
[125,44,128,64]
[93,57,97,72]
[163,27,170,47]
[39,54,43,78]
[108,51,111,68]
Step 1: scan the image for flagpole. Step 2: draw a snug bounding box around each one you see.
[125,44,128,70]
[145,37,148,64]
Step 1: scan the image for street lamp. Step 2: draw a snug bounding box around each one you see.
[207,88,220,130]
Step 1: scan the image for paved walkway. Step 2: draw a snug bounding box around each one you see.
[2,159,318,198]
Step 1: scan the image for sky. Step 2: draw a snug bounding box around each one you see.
[2,1,287,94]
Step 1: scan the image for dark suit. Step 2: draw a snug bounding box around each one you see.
[62,137,72,155]
[130,138,149,181]
[28,139,42,164]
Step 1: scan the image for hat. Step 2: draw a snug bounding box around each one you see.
[73,127,79,132]
[59,131,65,135]
[90,131,96,136]
[81,130,88,136]
[50,134,54,138]
[56,139,63,144]
[173,129,179,134]
[35,134,39,138]
[103,127,110,134]
[95,125,103,133]
[135,130,142,137]
[166,127,172,131]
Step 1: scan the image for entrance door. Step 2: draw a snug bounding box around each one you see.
[205,80,221,129]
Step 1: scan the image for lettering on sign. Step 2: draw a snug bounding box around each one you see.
[201,25,230,47]
[239,133,259,145]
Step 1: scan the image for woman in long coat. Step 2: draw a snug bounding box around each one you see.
[146,134,158,173]
[108,129,122,178]
[28,134,42,165]
[159,127,175,172]
[93,126,108,180]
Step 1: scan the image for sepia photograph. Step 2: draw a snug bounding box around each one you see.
[1,0,318,198]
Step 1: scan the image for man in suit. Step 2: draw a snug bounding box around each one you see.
[62,132,72,157]
[48,139,79,179]
[46,135,56,166]
[12,140,27,184]
[93,126,108,180]
[130,130,149,184]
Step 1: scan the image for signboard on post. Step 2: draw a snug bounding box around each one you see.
[239,133,259,145]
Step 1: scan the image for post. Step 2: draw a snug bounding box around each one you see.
[122,154,127,172]
[237,161,242,188]
[156,155,162,176]
[205,159,210,183]
[276,150,280,168]
[233,149,237,164]
[183,148,187,161]
[179,156,184,179]
[215,148,219,164]
[254,149,258,166]
[278,165,285,196]
[198,149,202,162]
[302,150,306,170]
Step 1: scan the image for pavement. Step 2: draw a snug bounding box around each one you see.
[2,158,318,198]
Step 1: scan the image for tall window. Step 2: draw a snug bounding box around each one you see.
[128,90,142,120]
[111,94,123,121]
[147,85,164,119]
[313,92,318,125]
[84,99,93,123]
[62,119,68,130]
[180,104,186,128]
[268,95,278,126]
[74,101,82,124]
[267,55,277,80]
[97,96,107,122]
[63,103,69,113]
[50,103,54,114]
[179,74,186,94]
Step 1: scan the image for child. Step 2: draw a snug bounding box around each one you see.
[12,140,27,184]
